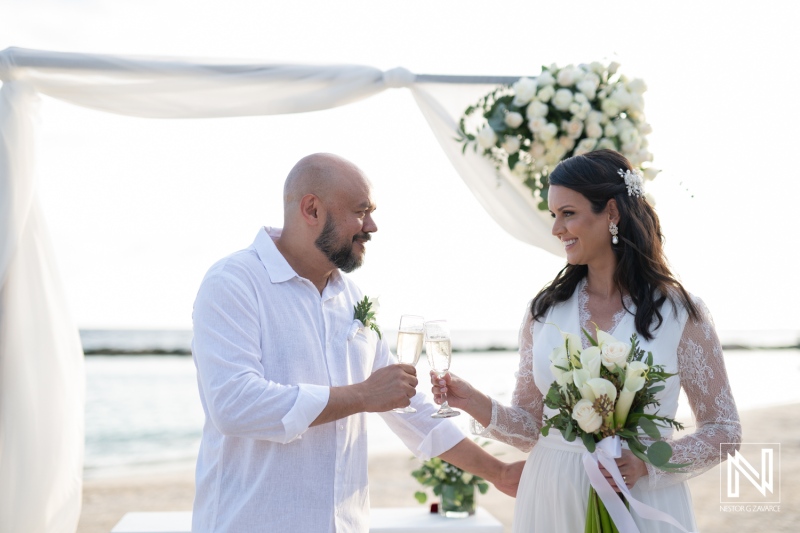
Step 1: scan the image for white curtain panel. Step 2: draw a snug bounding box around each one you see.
[0,46,561,532]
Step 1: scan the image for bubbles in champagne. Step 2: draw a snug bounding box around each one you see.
[396,331,423,365]
[425,338,452,376]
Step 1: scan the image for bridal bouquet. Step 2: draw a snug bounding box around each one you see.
[457,62,658,211]
[541,326,687,532]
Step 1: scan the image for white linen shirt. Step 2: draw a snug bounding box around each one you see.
[191,227,464,533]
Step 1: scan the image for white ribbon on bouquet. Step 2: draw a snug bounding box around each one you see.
[582,436,697,533]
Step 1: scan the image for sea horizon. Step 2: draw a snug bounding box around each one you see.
[78,328,800,355]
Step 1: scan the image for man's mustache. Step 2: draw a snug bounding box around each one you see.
[353,233,371,242]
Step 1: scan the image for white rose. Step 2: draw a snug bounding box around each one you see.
[527,116,547,133]
[577,78,598,99]
[564,118,584,139]
[572,399,603,433]
[638,122,653,135]
[512,77,538,106]
[526,100,549,119]
[616,118,634,131]
[604,123,618,138]
[601,341,630,370]
[504,111,524,129]
[529,141,546,158]
[557,65,579,87]
[587,110,605,124]
[552,88,574,111]
[538,122,558,142]
[608,61,621,75]
[537,85,555,102]
[585,121,603,139]
[627,78,647,95]
[629,94,645,114]
[501,135,521,154]
[601,98,621,117]
[609,87,632,108]
[476,125,498,148]
[574,137,597,156]
[597,138,617,151]
[545,144,567,166]
[511,161,529,177]
[559,136,576,151]
[589,61,605,74]
[537,70,556,86]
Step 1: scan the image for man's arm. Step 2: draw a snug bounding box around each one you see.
[438,438,525,498]
[311,363,418,426]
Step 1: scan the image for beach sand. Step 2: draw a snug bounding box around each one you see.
[78,404,798,532]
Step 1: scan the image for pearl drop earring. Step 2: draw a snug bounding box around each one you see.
[609,222,619,244]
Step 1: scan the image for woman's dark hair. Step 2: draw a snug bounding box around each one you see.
[531,149,698,339]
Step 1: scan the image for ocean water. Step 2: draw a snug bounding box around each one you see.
[83,336,800,478]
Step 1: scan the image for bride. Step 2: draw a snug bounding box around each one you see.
[432,149,742,532]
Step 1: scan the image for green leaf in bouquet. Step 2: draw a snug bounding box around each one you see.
[508,152,520,170]
[646,441,674,468]
[478,482,490,494]
[638,417,662,440]
[581,431,596,453]
[582,327,599,346]
[648,385,665,394]
[629,442,650,465]
[563,422,574,441]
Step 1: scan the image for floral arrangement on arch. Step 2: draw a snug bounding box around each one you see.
[457,61,659,211]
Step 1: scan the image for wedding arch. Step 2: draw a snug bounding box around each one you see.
[0,47,561,532]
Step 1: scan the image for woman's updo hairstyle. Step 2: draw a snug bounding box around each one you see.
[531,149,698,340]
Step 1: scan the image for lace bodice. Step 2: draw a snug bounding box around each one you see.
[471,282,742,490]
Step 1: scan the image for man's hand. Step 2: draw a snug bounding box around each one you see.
[313,364,417,426]
[360,364,418,412]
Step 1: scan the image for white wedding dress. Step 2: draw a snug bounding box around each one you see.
[473,280,741,532]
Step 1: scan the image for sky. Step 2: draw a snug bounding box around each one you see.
[2,0,799,338]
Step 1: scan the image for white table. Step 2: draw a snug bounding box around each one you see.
[110,507,503,532]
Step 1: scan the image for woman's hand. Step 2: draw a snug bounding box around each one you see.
[598,449,648,492]
[494,460,526,498]
[430,371,474,410]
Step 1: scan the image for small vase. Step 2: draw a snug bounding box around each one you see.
[439,484,476,518]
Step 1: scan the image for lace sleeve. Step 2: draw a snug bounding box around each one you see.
[470,306,543,452]
[644,297,742,490]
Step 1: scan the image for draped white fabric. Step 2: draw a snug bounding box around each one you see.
[0,46,561,531]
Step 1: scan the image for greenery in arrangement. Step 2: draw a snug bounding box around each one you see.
[541,325,689,532]
[457,61,658,211]
[411,455,490,513]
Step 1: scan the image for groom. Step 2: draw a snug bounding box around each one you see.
[190,153,522,532]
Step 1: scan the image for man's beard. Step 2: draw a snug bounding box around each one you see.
[314,214,370,273]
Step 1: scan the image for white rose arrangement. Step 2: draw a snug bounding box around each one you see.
[542,325,688,532]
[457,62,659,211]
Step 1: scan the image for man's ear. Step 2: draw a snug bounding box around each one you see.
[607,198,620,225]
[299,194,322,225]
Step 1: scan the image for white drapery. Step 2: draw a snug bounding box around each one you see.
[0,46,561,532]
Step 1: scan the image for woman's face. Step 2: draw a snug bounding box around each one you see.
[548,185,615,268]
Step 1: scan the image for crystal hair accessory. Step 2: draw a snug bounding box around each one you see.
[617,168,645,198]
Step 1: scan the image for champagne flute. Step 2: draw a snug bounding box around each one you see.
[392,314,425,413]
[424,320,460,418]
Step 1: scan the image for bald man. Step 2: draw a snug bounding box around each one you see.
[191,154,522,533]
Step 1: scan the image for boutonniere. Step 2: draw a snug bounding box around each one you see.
[353,295,382,339]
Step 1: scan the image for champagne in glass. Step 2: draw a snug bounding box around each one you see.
[425,320,460,418]
[392,315,424,413]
